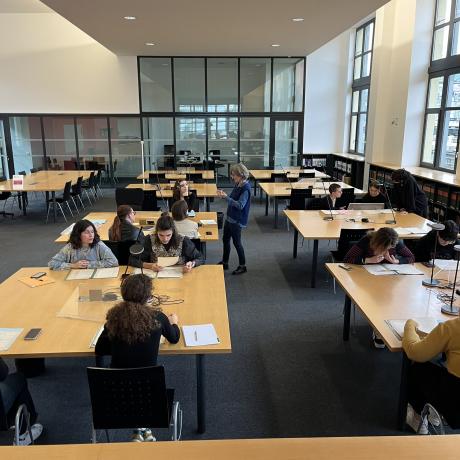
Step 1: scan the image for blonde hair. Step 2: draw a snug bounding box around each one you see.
[230,163,249,180]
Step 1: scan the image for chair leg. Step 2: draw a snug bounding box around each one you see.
[57,203,67,222]
[45,202,52,224]
[91,425,97,444]
[84,189,93,205]
[14,404,33,446]
[66,201,74,217]
[71,196,79,214]
[171,401,182,441]
[78,194,86,210]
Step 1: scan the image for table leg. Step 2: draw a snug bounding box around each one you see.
[293,229,298,259]
[253,179,257,196]
[197,354,206,434]
[274,197,279,228]
[311,239,319,288]
[343,295,351,340]
[52,191,57,223]
[201,242,207,259]
[21,192,27,216]
[265,193,269,216]
[397,353,410,430]
[206,198,210,212]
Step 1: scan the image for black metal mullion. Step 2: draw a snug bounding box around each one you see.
[73,117,80,170]
[40,116,47,170]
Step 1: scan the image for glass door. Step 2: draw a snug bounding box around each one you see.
[269,118,302,168]
[0,119,12,179]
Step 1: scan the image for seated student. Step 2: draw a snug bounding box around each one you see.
[414,220,459,262]
[108,205,145,244]
[402,317,460,432]
[0,358,43,445]
[361,180,388,205]
[48,219,118,270]
[317,183,345,210]
[171,200,199,239]
[95,274,180,442]
[139,213,204,272]
[171,180,198,212]
[391,169,428,217]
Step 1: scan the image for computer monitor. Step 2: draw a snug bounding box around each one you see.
[348,202,385,210]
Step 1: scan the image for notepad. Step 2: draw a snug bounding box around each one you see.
[92,267,120,279]
[385,318,443,341]
[182,324,219,347]
[19,275,55,288]
[393,227,428,235]
[66,267,119,280]
[0,328,23,351]
[200,219,217,225]
[363,264,424,276]
[157,266,183,278]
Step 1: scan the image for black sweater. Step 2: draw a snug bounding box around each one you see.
[95,311,180,368]
[108,221,145,244]
[360,193,388,205]
[392,176,428,217]
[414,230,458,262]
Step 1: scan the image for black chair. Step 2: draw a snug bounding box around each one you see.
[149,173,167,185]
[306,197,324,210]
[115,188,144,211]
[299,172,315,179]
[287,188,313,211]
[87,366,182,443]
[30,168,37,174]
[338,188,355,208]
[331,228,371,263]
[45,180,73,223]
[82,172,97,203]
[105,240,137,266]
[70,176,85,213]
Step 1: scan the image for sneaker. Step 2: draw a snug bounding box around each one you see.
[131,430,144,442]
[142,429,156,442]
[14,423,43,446]
[232,265,247,275]
[217,261,229,270]
[372,331,385,349]
[406,404,428,434]
[427,407,442,427]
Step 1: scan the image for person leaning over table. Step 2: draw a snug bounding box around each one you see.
[402,317,460,433]
[137,212,204,273]
[171,199,199,239]
[95,274,180,442]
[361,179,388,206]
[108,204,145,244]
[48,219,118,270]
[414,220,459,263]
[391,169,428,217]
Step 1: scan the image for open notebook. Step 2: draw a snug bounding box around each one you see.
[363,264,424,276]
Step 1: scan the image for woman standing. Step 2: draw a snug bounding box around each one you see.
[108,205,145,244]
[217,163,251,275]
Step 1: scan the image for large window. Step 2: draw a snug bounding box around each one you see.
[421,0,460,172]
[349,20,374,155]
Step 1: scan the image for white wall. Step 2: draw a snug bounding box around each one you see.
[303,30,352,152]
[0,12,139,114]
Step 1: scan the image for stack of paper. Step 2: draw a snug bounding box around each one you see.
[0,328,23,351]
[385,317,443,340]
[182,324,219,347]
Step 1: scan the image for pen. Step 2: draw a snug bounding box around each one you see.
[194,331,198,341]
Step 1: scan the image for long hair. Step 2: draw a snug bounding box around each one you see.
[368,227,398,254]
[68,219,100,249]
[109,205,133,241]
[154,212,180,249]
[171,199,188,222]
[106,274,160,344]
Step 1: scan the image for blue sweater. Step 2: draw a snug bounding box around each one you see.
[226,181,251,227]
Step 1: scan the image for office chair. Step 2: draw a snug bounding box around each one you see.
[299,172,315,179]
[104,240,137,266]
[87,366,182,443]
[0,177,14,218]
[82,172,97,203]
[70,176,85,213]
[285,188,313,231]
[338,188,355,208]
[115,188,144,211]
[45,180,73,223]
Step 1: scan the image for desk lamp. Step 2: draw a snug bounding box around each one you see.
[441,245,460,316]
[422,222,445,287]
[121,242,145,280]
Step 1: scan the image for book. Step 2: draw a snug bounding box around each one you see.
[182,324,219,347]
[385,318,443,341]
[363,264,424,276]
[0,328,23,351]
[66,267,119,280]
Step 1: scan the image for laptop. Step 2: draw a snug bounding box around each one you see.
[348,202,385,210]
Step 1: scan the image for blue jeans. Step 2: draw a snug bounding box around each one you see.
[222,220,246,266]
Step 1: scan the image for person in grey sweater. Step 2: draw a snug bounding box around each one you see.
[49,219,118,270]
[108,205,145,244]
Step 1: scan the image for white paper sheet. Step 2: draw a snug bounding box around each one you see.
[385,318,442,341]
[182,324,219,347]
[157,256,179,267]
[434,259,458,271]
[157,266,183,278]
[0,328,23,351]
[393,227,428,235]
[363,264,424,275]
[200,219,217,225]
[92,267,120,279]
[66,269,94,280]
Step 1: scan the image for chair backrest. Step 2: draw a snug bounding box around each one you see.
[95,169,102,185]
[289,188,313,210]
[86,161,99,171]
[18,171,26,176]
[62,181,72,200]
[63,160,76,170]
[115,188,144,211]
[209,149,220,161]
[30,168,37,174]
[87,366,171,430]
[306,197,324,210]
[105,240,137,265]
[299,172,315,179]
[72,176,83,194]
[336,228,372,261]
[338,188,355,208]
[88,171,96,186]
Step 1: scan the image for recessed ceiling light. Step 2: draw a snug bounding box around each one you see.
[145,42,155,46]
[271,44,281,47]
[123,15,136,20]
[292,17,304,22]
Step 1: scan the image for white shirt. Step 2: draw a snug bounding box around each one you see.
[174,219,199,239]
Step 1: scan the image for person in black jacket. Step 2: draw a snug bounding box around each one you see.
[108,205,145,244]
[361,180,388,205]
[391,169,428,217]
[414,220,459,262]
[95,274,180,442]
[317,183,346,210]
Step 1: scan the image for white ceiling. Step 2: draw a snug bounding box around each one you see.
[38,0,389,56]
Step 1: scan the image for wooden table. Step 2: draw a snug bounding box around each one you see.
[137,169,215,181]
[260,181,365,228]
[0,171,94,222]
[126,183,218,211]
[2,435,460,458]
[325,262,456,428]
[0,266,230,433]
[285,210,432,287]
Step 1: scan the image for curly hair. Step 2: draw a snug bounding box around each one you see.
[68,219,100,249]
[105,274,161,344]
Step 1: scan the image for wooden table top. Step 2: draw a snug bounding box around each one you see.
[259,181,365,198]
[370,162,460,187]
[2,436,460,459]
[0,171,94,192]
[284,210,432,240]
[0,265,230,358]
[249,169,328,180]
[126,183,218,198]
[138,170,215,180]
[55,211,219,243]
[326,263,457,351]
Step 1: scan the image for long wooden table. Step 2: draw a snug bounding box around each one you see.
[55,211,219,243]
[0,265,230,433]
[2,436,460,458]
[325,262,456,428]
[285,210,432,287]
[137,169,215,181]
[260,181,365,228]
[126,183,218,211]
[0,171,94,222]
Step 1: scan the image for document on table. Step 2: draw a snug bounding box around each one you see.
[92,267,119,279]
[182,324,219,347]
[200,219,217,225]
[157,266,183,278]
[133,268,156,278]
[385,318,443,341]
[434,259,458,271]
[393,227,428,236]
[0,328,23,351]
[157,256,179,267]
[363,264,424,276]
[66,269,94,280]
[66,267,119,280]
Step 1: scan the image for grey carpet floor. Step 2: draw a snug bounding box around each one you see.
[0,187,411,444]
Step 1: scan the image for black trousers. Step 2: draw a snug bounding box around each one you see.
[408,361,460,428]
[222,220,246,266]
